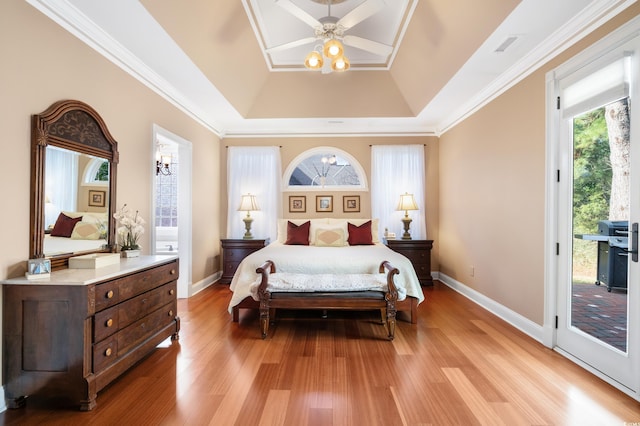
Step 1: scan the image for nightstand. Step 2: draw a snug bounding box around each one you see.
[220,238,269,284]
[386,239,433,286]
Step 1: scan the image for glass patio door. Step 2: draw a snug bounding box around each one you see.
[555,45,639,393]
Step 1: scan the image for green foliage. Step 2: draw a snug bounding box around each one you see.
[95,161,109,181]
[572,107,611,234]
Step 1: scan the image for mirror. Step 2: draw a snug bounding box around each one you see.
[31,100,118,270]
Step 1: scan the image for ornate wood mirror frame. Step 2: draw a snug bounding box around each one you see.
[31,99,119,270]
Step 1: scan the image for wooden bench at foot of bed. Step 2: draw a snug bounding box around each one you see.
[252,260,400,340]
[232,293,418,326]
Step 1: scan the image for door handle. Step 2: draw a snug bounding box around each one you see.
[631,222,638,263]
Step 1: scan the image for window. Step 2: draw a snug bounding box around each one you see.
[283,146,367,191]
[81,157,109,186]
[227,146,282,241]
[371,145,426,240]
[155,158,179,227]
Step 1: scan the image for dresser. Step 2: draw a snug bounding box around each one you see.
[220,238,270,284]
[386,239,434,286]
[2,256,180,411]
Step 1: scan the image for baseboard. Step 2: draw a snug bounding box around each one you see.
[189,271,222,296]
[437,273,546,344]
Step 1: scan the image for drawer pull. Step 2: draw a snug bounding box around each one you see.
[106,290,114,299]
[105,348,112,357]
[106,318,113,327]
[170,269,176,275]
[169,289,175,296]
[168,310,174,317]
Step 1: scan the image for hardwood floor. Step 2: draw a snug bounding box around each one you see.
[1,281,640,425]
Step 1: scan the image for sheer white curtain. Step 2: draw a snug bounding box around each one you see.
[227,146,282,241]
[45,147,79,227]
[371,145,426,240]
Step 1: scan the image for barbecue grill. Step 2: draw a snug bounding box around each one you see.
[596,220,628,292]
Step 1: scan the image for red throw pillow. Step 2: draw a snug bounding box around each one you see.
[50,213,83,238]
[285,221,310,245]
[348,220,374,245]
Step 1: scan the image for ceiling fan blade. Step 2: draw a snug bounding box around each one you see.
[337,0,385,30]
[343,35,392,56]
[265,37,317,53]
[275,0,322,29]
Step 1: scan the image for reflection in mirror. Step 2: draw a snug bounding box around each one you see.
[31,99,118,270]
[44,147,110,257]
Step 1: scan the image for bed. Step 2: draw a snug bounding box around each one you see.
[44,211,108,256]
[228,218,425,323]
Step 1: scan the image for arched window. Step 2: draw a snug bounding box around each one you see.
[283,146,367,191]
[82,156,109,186]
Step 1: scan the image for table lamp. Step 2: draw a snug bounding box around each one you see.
[396,192,419,240]
[238,194,260,239]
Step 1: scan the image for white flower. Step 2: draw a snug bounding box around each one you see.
[114,204,145,251]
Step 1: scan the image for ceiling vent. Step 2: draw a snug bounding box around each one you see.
[495,35,519,53]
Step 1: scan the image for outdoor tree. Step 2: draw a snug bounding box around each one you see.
[604,98,630,220]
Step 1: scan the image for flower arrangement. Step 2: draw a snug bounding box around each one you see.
[113,204,145,251]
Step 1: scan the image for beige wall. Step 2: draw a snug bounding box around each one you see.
[0,0,222,285]
[222,136,439,270]
[438,4,640,325]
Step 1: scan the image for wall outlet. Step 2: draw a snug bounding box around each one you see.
[469,266,475,277]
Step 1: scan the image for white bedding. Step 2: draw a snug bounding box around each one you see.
[44,235,107,256]
[228,241,425,313]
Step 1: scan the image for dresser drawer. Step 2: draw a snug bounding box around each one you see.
[94,260,178,312]
[116,301,177,356]
[92,300,177,373]
[93,281,177,342]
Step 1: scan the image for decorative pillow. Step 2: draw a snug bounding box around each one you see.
[314,228,346,247]
[70,221,101,240]
[330,218,380,242]
[347,220,374,245]
[285,221,310,245]
[277,218,330,243]
[50,213,83,238]
[62,211,107,225]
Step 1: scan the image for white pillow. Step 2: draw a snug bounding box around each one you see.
[70,221,101,240]
[314,227,347,247]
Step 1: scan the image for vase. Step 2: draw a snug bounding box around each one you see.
[121,249,140,258]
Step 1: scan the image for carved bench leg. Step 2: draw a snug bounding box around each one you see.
[260,299,270,339]
[380,308,386,325]
[386,302,397,341]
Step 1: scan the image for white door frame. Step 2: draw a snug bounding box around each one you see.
[544,15,640,400]
[151,124,193,298]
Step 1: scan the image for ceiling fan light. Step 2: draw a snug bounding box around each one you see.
[323,39,343,59]
[331,55,350,72]
[304,51,323,70]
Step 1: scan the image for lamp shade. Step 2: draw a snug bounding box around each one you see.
[238,194,260,212]
[331,55,350,72]
[304,51,323,70]
[323,39,344,59]
[396,193,418,212]
[238,194,259,212]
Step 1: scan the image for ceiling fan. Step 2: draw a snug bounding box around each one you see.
[266,0,393,72]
